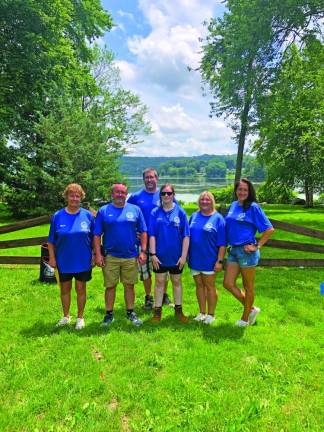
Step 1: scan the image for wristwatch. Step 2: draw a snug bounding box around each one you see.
[217,259,224,264]
[150,252,156,256]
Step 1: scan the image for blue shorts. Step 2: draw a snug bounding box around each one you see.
[227,246,260,268]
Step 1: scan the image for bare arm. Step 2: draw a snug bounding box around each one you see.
[93,235,105,267]
[177,236,189,270]
[214,245,226,272]
[138,231,148,265]
[149,235,160,269]
[47,242,56,268]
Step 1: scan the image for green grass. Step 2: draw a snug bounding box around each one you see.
[0,205,324,431]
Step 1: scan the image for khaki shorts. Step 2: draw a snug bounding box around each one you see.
[103,255,138,287]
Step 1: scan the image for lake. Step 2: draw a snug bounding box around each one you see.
[127,176,262,203]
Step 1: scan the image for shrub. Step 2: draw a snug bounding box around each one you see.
[210,184,234,204]
[257,181,296,204]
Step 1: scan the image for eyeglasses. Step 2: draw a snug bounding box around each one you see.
[161,191,173,196]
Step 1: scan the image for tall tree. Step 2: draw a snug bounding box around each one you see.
[199,0,323,184]
[254,42,324,207]
[4,51,151,217]
[0,0,112,138]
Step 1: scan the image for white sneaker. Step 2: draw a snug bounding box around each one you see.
[236,319,249,327]
[75,318,85,330]
[204,315,215,325]
[249,307,261,325]
[56,316,70,327]
[193,313,207,322]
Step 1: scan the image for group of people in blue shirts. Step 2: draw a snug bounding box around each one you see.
[48,168,274,330]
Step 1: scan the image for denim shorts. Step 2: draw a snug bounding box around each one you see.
[227,246,260,268]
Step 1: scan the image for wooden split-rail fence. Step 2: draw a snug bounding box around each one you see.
[0,214,323,267]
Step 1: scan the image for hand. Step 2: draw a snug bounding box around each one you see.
[177,256,186,270]
[95,254,105,267]
[48,257,57,268]
[214,261,223,272]
[151,255,161,270]
[243,244,257,253]
[138,251,147,265]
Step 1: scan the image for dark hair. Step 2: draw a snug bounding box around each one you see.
[234,178,257,210]
[159,183,175,205]
[142,168,158,180]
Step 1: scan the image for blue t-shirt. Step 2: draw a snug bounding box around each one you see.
[148,204,190,267]
[188,211,226,271]
[93,203,147,258]
[225,201,273,246]
[127,188,160,225]
[48,208,94,274]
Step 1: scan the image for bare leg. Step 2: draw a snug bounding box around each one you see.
[143,277,152,296]
[154,273,167,307]
[240,267,256,322]
[60,280,72,317]
[75,280,86,318]
[124,283,135,309]
[223,263,245,305]
[171,274,182,305]
[202,274,217,315]
[105,286,116,311]
[193,274,206,314]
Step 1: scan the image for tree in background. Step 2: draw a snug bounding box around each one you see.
[199,0,323,185]
[0,2,151,216]
[254,42,324,207]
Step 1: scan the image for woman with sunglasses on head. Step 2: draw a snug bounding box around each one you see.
[189,191,226,325]
[149,184,190,323]
[48,183,94,330]
[223,178,274,327]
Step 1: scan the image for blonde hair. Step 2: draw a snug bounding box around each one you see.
[198,191,215,211]
[62,183,85,200]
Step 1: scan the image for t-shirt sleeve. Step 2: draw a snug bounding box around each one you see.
[137,208,147,232]
[93,208,104,236]
[48,214,56,244]
[148,211,157,236]
[127,193,136,205]
[216,215,226,247]
[180,209,190,237]
[252,204,273,233]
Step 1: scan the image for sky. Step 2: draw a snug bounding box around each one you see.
[100,0,236,157]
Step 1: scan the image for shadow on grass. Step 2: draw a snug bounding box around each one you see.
[20,313,245,341]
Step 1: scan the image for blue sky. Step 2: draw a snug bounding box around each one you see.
[100,0,235,157]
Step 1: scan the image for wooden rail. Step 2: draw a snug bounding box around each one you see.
[0,215,51,234]
[0,216,323,267]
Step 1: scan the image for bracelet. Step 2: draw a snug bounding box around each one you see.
[150,253,156,256]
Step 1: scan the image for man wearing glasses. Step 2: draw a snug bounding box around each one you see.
[128,168,171,310]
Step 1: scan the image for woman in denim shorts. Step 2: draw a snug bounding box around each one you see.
[224,179,274,327]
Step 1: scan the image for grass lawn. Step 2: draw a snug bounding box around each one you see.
[0,205,323,431]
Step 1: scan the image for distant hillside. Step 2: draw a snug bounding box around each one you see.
[120,154,236,176]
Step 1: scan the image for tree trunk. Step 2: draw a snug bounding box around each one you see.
[234,99,250,185]
[304,179,314,208]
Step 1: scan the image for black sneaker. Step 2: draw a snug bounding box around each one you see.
[101,312,114,326]
[143,295,154,310]
[162,293,171,306]
[126,311,143,327]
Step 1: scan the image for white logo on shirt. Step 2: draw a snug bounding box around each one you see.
[237,213,246,221]
[173,216,180,226]
[59,224,66,227]
[204,222,213,231]
[126,212,135,220]
[80,221,88,231]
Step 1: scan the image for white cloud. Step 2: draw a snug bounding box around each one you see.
[110,1,234,156]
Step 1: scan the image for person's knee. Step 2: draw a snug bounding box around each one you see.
[223,279,233,290]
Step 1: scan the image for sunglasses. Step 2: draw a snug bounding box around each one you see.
[161,191,173,196]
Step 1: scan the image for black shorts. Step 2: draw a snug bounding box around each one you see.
[153,265,183,275]
[59,269,92,282]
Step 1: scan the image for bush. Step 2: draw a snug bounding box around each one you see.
[210,184,234,204]
[257,181,296,204]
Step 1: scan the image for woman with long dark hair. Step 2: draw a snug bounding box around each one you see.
[223,178,274,327]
